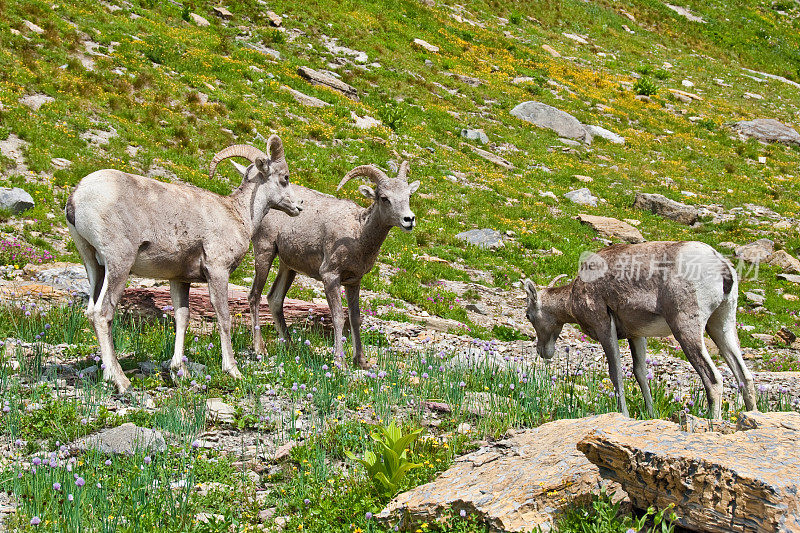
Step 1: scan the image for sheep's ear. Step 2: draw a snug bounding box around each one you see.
[408,180,420,195]
[231,160,249,176]
[254,157,270,173]
[359,185,376,199]
[524,279,539,308]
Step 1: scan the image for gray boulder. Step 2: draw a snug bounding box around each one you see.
[297,66,359,101]
[455,228,503,250]
[510,101,589,142]
[564,188,598,207]
[0,187,34,214]
[584,125,625,144]
[735,239,775,264]
[72,423,166,455]
[633,192,698,225]
[729,118,800,145]
[461,129,489,144]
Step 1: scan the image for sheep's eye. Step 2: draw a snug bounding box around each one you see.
[380,196,390,203]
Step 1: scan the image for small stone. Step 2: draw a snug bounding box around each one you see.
[19,93,54,111]
[71,423,166,455]
[682,79,695,87]
[574,174,593,183]
[577,214,644,244]
[457,422,471,434]
[206,398,235,423]
[632,192,698,225]
[744,291,766,306]
[461,129,489,144]
[564,188,598,207]
[51,157,72,170]
[274,440,297,462]
[751,333,775,343]
[541,44,560,57]
[282,86,330,108]
[584,125,625,144]
[212,6,233,19]
[778,273,800,284]
[455,229,504,250]
[469,146,514,169]
[635,95,651,103]
[729,118,800,146]
[511,101,590,142]
[412,38,439,53]
[744,92,764,100]
[23,20,44,34]
[465,302,488,315]
[351,112,381,129]
[189,13,210,26]
[266,11,282,27]
[735,238,775,264]
[297,66,359,101]
[0,187,35,214]
[562,32,588,45]
[769,250,800,274]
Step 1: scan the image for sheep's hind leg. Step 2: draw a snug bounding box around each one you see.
[92,257,134,393]
[345,284,365,368]
[671,321,723,419]
[596,319,629,416]
[267,264,296,344]
[169,280,190,381]
[707,302,756,411]
[322,275,347,366]
[248,242,277,354]
[69,227,103,316]
[629,336,654,417]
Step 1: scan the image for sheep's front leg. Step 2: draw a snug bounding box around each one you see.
[207,271,241,379]
[597,320,629,417]
[345,284,364,368]
[629,336,654,417]
[322,275,348,366]
[169,280,190,380]
[671,321,723,419]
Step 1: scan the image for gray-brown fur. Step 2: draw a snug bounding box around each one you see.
[66,136,301,393]
[524,241,756,419]
[247,162,420,368]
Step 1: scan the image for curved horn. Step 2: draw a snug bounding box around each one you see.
[547,274,569,288]
[267,134,284,162]
[209,145,268,178]
[397,160,410,181]
[337,164,389,191]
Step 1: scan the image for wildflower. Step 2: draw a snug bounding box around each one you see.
[459,381,466,388]
[30,517,41,526]
[192,440,200,449]
[304,339,311,346]
[304,498,310,505]
[105,459,112,466]
[75,477,85,487]
[460,509,466,517]
[32,457,41,466]
[68,494,74,502]
[365,512,373,520]
[143,456,152,465]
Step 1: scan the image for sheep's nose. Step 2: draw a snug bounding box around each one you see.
[403,215,415,224]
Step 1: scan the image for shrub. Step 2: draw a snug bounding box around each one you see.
[633,76,658,96]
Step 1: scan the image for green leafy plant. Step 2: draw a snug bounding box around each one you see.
[633,76,658,96]
[552,491,677,533]
[377,102,407,131]
[345,421,423,499]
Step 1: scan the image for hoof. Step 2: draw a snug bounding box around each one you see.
[226,366,243,379]
[110,376,132,395]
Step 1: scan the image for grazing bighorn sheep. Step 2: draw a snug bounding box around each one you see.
[524,241,757,419]
[66,136,300,392]
[247,161,419,368]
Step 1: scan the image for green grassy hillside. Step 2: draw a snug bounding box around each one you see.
[2,0,800,343]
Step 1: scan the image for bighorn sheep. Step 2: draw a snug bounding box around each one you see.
[247,162,419,368]
[66,136,300,392]
[524,241,757,419]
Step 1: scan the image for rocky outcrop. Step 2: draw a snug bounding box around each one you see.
[633,192,699,225]
[735,238,775,264]
[578,412,800,533]
[510,101,589,142]
[297,66,359,101]
[378,415,627,532]
[119,286,343,330]
[577,214,645,243]
[729,118,800,146]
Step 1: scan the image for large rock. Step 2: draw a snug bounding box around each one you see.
[297,66,359,101]
[72,423,166,455]
[510,101,590,142]
[578,412,800,533]
[378,415,626,532]
[0,187,34,214]
[729,118,800,146]
[632,192,698,225]
[735,238,774,264]
[577,214,644,243]
[455,228,503,250]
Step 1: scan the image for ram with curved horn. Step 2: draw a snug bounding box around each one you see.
[245,160,420,368]
[65,135,301,392]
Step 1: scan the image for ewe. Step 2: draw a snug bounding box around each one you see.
[67,136,300,392]
[247,162,419,368]
[524,241,756,419]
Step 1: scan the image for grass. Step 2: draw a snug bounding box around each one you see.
[0,296,796,531]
